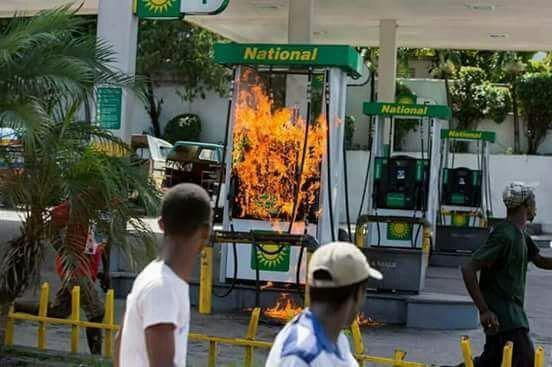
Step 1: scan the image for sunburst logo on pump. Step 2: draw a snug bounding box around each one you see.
[387,222,412,241]
[251,244,290,272]
[144,0,175,13]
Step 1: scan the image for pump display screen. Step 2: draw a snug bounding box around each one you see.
[373,156,430,210]
[442,168,482,207]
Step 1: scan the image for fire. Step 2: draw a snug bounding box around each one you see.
[263,293,303,322]
[260,281,274,290]
[356,312,384,328]
[232,69,327,224]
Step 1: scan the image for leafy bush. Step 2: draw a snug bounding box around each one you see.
[451,66,512,130]
[163,113,202,143]
[516,72,552,154]
[483,84,512,124]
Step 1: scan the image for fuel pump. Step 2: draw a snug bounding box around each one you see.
[213,43,363,290]
[356,102,451,293]
[435,129,495,253]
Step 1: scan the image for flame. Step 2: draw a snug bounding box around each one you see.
[260,281,274,290]
[232,69,327,224]
[356,312,384,328]
[263,293,303,322]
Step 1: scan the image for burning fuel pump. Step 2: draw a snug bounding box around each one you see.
[356,102,451,293]
[211,43,363,304]
[434,129,495,253]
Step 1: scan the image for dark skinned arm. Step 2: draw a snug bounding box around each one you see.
[100,241,111,291]
[461,260,499,333]
[532,253,552,270]
[145,323,176,367]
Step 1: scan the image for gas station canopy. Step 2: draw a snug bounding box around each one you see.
[2,0,552,51]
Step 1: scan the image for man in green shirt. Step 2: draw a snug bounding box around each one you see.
[462,182,552,367]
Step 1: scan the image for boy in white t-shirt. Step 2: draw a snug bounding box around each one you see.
[115,183,212,367]
[265,242,383,367]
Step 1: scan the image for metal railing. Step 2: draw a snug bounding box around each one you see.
[5,282,548,367]
[5,283,117,357]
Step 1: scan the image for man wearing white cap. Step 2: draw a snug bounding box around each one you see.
[461,182,552,367]
[265,242,382,367]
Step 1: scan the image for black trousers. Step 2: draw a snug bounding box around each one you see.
[475,329,534,367]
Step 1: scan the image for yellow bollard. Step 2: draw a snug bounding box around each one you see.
[103,289,115,358]
[207,340,217,367]
[535,346,545,367]
[422,226,431,254]
[199,247,213,315]
[350,319,364,367]
[304,251,312,307]
[37,282,50,350]
[244,307,261,367]
[460,336,475,367]
[4,304,15,347]
[394,349,407,367]
[502,341,513,367]
[71,286,81,353]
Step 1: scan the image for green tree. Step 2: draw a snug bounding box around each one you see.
[503,56,527,153]
[137,20,229,137]
[0,7,159,344]
[516,72,552,154]
[450,67,511,131]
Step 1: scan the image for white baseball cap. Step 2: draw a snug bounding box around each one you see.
[308,242,383,288]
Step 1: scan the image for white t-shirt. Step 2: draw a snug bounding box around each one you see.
[119,260,190,367]
[265,309,359,367]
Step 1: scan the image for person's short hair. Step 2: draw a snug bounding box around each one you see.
[161,183,212,236]
[308,269,366,309]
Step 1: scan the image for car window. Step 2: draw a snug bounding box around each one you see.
[159,146,171,159]
[198,149,218,162]
[135,147,151,159]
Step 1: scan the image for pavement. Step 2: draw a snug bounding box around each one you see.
[2,209,552,366]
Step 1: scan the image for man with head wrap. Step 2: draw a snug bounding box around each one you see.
[461,182,552,367]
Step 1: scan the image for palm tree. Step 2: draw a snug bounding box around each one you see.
[0,7,160,344]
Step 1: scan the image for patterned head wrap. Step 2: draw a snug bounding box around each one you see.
[503,182,536,209]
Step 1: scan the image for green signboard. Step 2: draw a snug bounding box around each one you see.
[441,129,496,143]
[363,102,451,120]
[134,0,182,19]
[251,243,290,272]
[96,87,122,130]
[214,43,363,78]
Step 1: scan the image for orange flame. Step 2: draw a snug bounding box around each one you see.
[356,312,384,328]
[263,293,303,322]
[232,69,327,224]
[260,281,274,290]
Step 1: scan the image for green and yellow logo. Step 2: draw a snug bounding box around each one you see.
[452,212,469,227]
[135,0,181,18]
[243,47,319,62]
[251,243,290,272]
[387,222,413,241]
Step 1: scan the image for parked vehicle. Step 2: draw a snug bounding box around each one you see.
[130,134,173,190]
[0,128,23,206]
[163,141,225,218]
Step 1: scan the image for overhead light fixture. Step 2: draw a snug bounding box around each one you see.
[489,33,509,39]
[466,3,496,11]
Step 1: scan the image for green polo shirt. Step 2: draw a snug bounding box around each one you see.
[472,221,539,332]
